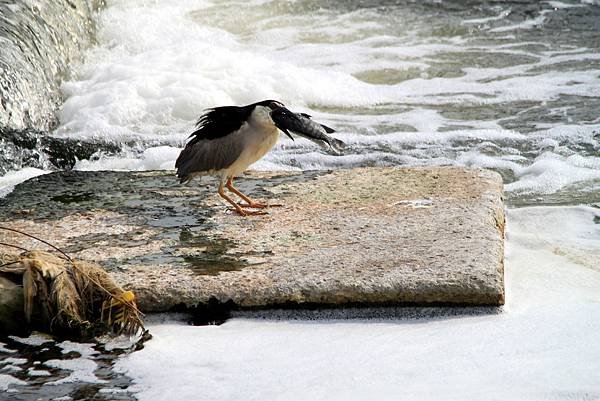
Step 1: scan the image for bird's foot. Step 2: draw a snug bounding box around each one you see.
[227,207,269,216]
[237,202,282,209]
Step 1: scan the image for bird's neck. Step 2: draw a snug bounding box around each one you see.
[249,105,275,129]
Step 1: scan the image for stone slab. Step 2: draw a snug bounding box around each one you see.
[0,167,505,312]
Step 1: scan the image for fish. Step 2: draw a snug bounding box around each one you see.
[270,107,345,152]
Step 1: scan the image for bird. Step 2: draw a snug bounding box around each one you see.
[175,100,344,216]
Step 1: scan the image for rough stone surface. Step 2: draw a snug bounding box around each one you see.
[0,167,505,312]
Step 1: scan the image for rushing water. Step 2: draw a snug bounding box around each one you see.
[1,0,600,399]
[0,0,103,180]
[2,0,600,202]
[0,0,98,133]
[42,0,600,204]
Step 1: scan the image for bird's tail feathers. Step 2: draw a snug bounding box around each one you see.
[175,147,195,184]
[178,175,193,184]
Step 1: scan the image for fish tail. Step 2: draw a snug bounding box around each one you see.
[329,137,345,151]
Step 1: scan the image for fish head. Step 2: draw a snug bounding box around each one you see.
[270,106,301,141]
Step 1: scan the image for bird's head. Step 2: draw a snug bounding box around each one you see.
[246,99,341,148]
[251,99,285,112]
[248,100,294,139]
[265,100,285,110]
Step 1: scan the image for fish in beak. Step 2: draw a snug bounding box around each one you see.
[270,107,345,152]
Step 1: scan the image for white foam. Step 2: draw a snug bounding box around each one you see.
[533,123,600,144]
[27,368,52,377]
[43,358,106,386]
[506,152,600,194]
[99,387,130,394]
[490,10,552,33]
[34,341,105,386]
[456,151,524,172]
[97,335,141,352]
[461,9,511,25]
[546,1,584,9]
[0,374,26,391]
[57,341,98,358]
[116,206,600,401]
[1,365,22,373]
[74,146,180,171]
[398,70,600,105]
[0,168,49,198]
[8,332,54,347]
[0,342,15,354]
[0,357,27,365]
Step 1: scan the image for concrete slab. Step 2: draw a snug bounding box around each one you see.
[0,167,505,312]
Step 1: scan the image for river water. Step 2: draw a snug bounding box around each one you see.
[1,0,600,400]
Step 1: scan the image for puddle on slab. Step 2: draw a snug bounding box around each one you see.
[96,225,263,276]
[175,227,261,275]
[50,191,95,204]
[62,232,151,254]
[147,215,200,228]
[180,255,250,275]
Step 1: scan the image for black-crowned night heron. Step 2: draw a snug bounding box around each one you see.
[176,100,344,216]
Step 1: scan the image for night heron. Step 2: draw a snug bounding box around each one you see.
[176,100,344,216]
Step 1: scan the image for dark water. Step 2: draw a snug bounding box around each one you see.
[0,334,136,400]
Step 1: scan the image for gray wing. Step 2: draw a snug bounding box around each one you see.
[176,134,244,183]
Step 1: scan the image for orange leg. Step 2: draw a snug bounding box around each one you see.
[218,181,266,216]
[226,177,270,209]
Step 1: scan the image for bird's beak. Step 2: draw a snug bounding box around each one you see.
[270,107,297,141]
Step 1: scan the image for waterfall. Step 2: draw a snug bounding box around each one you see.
[0,0,101,174]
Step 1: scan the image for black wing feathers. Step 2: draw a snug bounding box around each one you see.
[186,106,253,146]
[175,105,252,176]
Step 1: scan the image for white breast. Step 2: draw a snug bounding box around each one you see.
[226,106,280,177]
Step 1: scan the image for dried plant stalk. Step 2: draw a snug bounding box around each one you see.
[1,250,145,338]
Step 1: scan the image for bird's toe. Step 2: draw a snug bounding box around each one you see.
[238,201,282,209]
[227,207,269,216]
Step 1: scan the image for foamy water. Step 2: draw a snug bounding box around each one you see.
[0,0,579,201]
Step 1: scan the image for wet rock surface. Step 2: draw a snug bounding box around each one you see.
[0,128,122,174]
[0,167,505,312]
